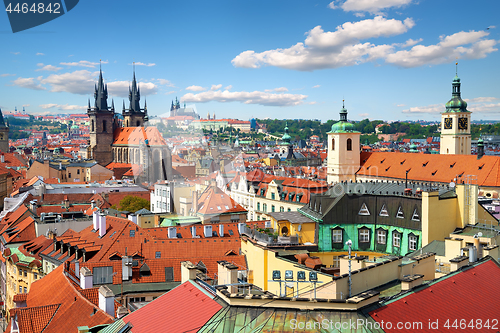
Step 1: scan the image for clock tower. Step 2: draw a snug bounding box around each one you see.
[440,66,471,155]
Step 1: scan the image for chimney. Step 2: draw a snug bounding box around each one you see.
[217,261,239,294]
[75,261,80,279]
[98,214,106,237]
[219,224,224,237]
[80,267,93,289]
[92,211,99,231]
[116,306,128,319]
[128,214,137,224]
[477,139,484,159]
[181,261,197,283]
[1,154,4,163]
[204,225,212,238]
[192,190,199,212]
[98,285,115,317]
[90,200,95,210]
[168,227,177,239]
[122,256,132,281]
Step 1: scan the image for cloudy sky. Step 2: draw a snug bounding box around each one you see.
[1,0,499,122]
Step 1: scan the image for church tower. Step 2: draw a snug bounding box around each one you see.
[440,64,471,155]
[122,68,147,127]
[327,101,360,184]
[88,66,116,166]
[0,109,9,153]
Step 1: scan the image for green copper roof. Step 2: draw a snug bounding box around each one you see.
[445,74,469,113]
[281,123,291,143]
[328,101,359,134]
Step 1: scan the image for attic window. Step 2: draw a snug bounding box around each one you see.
[155,251,161,258]
[478,164,485,170]
[358,203,370,216]
[423,161,429,167]
[411,208,420,222]
[379,204,389,217]
[129,230,135,237]
[450,162,456,168]
[380,159,385,164]
[225,205,229,209]
[400,160,406,165]
[431,170,437,176]
[217,206,221,210]
[458,172,464,177]
[385,166,390,172]
[396,206,404,219]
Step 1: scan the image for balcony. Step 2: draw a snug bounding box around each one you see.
[239,225,299,246]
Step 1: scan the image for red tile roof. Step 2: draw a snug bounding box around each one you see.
[369,258,500,332]
[358,152,500,186]
[113,127,166,146]
[196,186,247,216]
[119,280,222,333]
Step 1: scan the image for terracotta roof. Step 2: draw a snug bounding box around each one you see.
[113,127,167,146]
[8,265,113,333]
[196,186,247,215]
[369,258,500,332]
[357,152,500,186]
[116,280,221,333]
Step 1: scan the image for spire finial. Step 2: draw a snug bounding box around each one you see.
[343,99,345,108]
[456,61,458,76]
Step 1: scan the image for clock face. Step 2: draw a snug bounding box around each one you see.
[458,117,468,130]
[444,118,453,130]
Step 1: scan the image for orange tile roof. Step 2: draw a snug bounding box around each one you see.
[113,127,167,146]
[196,186,247,215]
[358,152,500,186]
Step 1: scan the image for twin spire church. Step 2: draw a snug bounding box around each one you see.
[87,67,172,183]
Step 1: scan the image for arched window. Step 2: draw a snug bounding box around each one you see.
[331,138,335,150]
[103,120,107,133]
[91,120,94,132]
[347,138,352,151]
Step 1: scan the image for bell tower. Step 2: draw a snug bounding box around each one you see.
[327,101,360,184]
[88,65,116,166]
[0,109,9,153]
[440,64,471,155]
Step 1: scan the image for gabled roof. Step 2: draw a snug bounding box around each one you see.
[196,186,247,216]
[100,280,222,333]
[369,257,500,329]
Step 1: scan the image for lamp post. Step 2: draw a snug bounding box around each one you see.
[346,239,352,298]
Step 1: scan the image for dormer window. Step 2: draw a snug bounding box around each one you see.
[358,203,370,216]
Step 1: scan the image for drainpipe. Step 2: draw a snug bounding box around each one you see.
[346,239,352,298]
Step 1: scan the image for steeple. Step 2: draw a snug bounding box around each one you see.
[340,99,347,121]
[330,100,355,133]
[445,62,468,113]
[94,65,108,111]
[128,65,141,113]
[0,109,6,127]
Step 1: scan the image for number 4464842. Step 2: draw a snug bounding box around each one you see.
[5,2,61,14]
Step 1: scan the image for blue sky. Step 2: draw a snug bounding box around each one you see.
[1,0,499,122]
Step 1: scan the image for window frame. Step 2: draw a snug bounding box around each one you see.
[332,229,343,243]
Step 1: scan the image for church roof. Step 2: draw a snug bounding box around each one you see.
[113,127,167,146]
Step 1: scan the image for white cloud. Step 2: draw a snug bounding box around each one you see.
[11,52,20,55]
[22,104,30,107]
[232,16,415,71]
[327,1,337,9]
[156,79,175,87]
[181,89,307,107]
[233,16,497,71]
[35,63,62,72]
[132,62,155,67]
[465,97,498,103]
[211,84,222,91]
[60,60,108,68]
[107,81,158,98]
[265,87,288,92]
[36,53,44,56]
[396,103,406,107]
[359,113,369,117]
[337,0,413,14]
[12,77,46,90]
[224,85,233,90]
[165,91,176,95]
[40,70,95,94]
[402,103,442,114]
[308,101,317,105]
[0,74,15,77]
[312,85,321,88]
[186,85,206,92]
[40,103,86,111]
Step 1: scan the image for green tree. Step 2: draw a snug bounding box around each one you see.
[117,195,150,212]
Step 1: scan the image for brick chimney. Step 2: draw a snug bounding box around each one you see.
[98,285,115,317]
[80,267,93,289]
[181,261,197,283]
[217,261,239,294]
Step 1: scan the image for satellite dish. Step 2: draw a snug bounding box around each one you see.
[449,182,455,188]
[478,232,483,237]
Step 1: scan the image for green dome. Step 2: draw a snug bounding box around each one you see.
[409,143,418,153]
[445,75,469,113]
[453,75,460,83]
[330,121,354,133]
